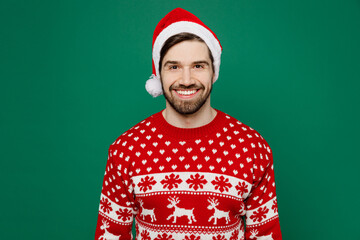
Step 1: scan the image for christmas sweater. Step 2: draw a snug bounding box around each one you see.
[95,109,282,240]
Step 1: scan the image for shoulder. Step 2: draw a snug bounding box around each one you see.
[109,111,162,149]
[218,109,272,155]
[109,112,161,151]
[219,110,274,180]
[105,111,162,168]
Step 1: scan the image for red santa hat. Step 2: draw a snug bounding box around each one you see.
[145,8,223,97]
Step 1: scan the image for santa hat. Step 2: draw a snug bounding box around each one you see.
[145,8,223,97]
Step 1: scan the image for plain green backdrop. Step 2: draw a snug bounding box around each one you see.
[1,0,360,239]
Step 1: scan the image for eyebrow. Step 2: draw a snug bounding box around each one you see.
[163,61,179,66]
[193,61,210,65]
[163,60,210,67]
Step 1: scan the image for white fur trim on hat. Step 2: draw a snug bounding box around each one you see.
[153,21,222,83]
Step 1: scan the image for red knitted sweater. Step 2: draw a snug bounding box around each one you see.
[95,109,282,240]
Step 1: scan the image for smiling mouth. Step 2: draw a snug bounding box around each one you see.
[175,89,198,95]
[172,89,200,99]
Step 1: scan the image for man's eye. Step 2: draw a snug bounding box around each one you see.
[170,65,178,70]
[194,64,203,69]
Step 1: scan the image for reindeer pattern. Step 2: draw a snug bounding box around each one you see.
[167,196,197,224]
[98,220,121,240]
[99,197,274,240]
[138,199,157,222]
[137,196,241,225]
[249,229,274,240]
[207,197,230,225]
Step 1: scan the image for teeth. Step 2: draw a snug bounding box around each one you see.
[176,90,197,95]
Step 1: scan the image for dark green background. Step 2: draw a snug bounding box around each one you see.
[1,0,359,239]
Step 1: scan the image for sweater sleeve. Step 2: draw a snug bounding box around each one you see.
[94,143,135,240]
[244,135,282,240]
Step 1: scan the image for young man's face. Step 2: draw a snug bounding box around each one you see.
[160,40,214,115]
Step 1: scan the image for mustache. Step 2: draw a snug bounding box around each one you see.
[170,84,205,90]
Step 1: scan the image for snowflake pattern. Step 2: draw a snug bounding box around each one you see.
[100,197,112,214]
[230,229,239,240]
[161,173,182,190]
[235,181,248,197]
[141,230,151,240]
[183,235,201,240]
[138,176,157,192]
[155,233,174,240]
[211,176,232,192]
[250,206,269,223]
[272,199,278,213]
[186,173,207,190]
[212,235,226,240]
[115,208,132,222]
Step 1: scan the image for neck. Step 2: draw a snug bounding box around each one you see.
[163,100,217,128]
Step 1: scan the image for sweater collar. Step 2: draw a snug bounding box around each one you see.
[152,109,224,140]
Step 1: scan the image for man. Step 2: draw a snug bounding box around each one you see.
[95,8,282,240]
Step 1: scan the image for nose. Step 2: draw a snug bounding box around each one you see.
[179,67,195,86]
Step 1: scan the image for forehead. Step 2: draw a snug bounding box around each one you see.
[162,40,211,63]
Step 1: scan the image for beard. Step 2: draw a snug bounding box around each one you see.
[162,82,213,115]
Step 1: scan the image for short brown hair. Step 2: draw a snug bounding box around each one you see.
[159,32,214,74]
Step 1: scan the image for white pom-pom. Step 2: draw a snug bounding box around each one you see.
[145,74,163,97]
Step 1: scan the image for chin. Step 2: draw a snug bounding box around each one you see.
[166,92,211,115]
